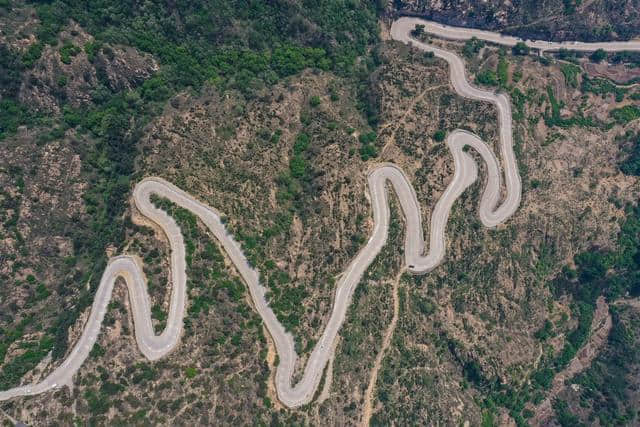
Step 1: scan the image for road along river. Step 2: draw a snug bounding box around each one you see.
[9,16,637,408]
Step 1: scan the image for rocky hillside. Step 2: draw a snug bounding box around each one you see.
[1,1,640,425]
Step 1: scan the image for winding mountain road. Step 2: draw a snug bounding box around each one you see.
[394,17,640,53]
[3,18,637,410]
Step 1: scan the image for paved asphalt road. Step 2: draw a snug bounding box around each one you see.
[4,16,635,409]
[394,17,640,53]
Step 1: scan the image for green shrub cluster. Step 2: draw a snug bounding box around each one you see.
[433,129,446,142]
[610,104,640,124]
[59,42,81,64]
[560,63,581,88]
[511,41,530,56]
[358,131,377,160]
[620,132,640,175]
[581,75,626,102]
[497,57,509,87]
[463,37,485,58]
[568,308,639,425]
[610,50,640,67]
[0,45,35,140]
[544,85,598,128]
[590,48,607,63]
[476,69,498,86]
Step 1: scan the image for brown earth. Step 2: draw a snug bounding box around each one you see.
[583,62,640,85]
[1,22,640,427]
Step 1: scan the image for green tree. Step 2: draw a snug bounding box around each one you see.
[309,95,321,107]
[433,130,446,142]
[476,70,498,86]
[590,48,607,63]
[411,24,425,38]
[512,41,530,56]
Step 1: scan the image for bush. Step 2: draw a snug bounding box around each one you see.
[581,75,626,102]
[463,37,485,58]
[532,368,554,389]
[497,57,509,87]
[610,105,640,124]
[59,42,81,64]
[512,41,530,56]
[184,367,198,379]
[411,24,425,38]
[0,46,23,98]
[611,51,640,67]
[84,40,102,62]
[358,131,377,160]
[0,100,29,140]
[553,399,582,427]
[358,131,376,144]
[590,49,607,63]
[22,43,43,68]
[309,95,321,107]
[560,63,581,88]
[433,130,446,142]
[534,320,554,340]
[476,70,498,86]
[293,132,310,154]
[620,132,640,175]
[359,144,377,161]
[289,155,307,179]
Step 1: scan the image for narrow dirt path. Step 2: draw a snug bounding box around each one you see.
[360,270,403,427]
[380,84,447,157]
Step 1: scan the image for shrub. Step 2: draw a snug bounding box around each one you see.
[359,144,377,161]
[84,41,102,62]
[512,41,530,56]
[433,130,446,142]
[22,43,43,68]
[610,105,640,124]
[532,368,554,389]
[463,37,485,58]
[309,95,321,107]
[59,42,81,64]
[590,48,607,63]
[560,63,581,88]
[411,24,425,38]
[0,100,28,140]
[476,70,498,86]
[620,132,640,175]
[358,131,377,160]
[497,57,509,87]
[293,132,310,154]
[289,155,307,178]
[358,131,376,144]
[184,367,198,379]
[534,320,553,340]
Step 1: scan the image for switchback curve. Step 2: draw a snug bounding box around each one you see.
[0,21,522,408]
